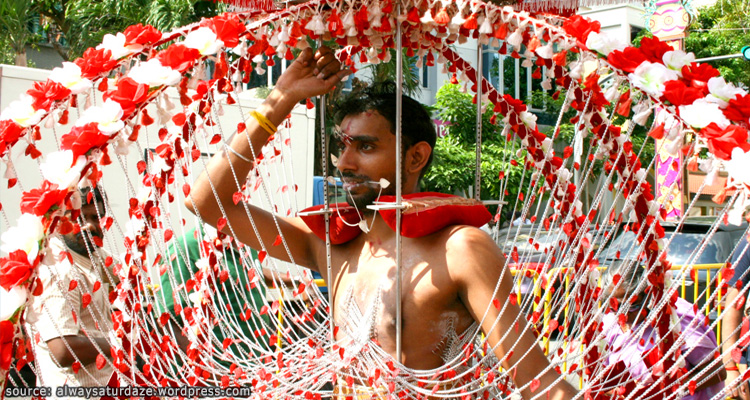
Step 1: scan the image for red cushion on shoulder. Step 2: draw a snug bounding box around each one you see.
[377,192,492,238]
[299,203,362,245]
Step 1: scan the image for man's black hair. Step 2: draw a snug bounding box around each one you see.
[333,81,437,179]
[80,186,105,207]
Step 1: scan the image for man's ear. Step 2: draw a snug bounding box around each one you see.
[406,141,432,175]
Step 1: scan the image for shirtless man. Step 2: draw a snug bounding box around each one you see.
[187,46,577,399]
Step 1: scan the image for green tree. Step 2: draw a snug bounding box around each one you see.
[365,48,422,97]
[0,0,227,62]
[422,82,525,212]
[0,0,38,66]
[684,0,750,88]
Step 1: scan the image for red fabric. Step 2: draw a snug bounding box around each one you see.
[299,193,492,243]
[378,192,492,238]
[299,203,362,245]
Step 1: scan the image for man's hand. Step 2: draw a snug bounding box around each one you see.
[726,368,750,400]
[273,46,350,105]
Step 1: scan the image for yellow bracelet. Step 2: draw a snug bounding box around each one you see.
[250,110,277,136]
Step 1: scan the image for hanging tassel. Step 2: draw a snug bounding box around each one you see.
[215,0,274,11]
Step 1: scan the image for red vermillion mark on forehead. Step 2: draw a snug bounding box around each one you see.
[333,125,353,145]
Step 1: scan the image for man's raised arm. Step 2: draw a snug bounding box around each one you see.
[186,47,349,269]
[451,227,578,400]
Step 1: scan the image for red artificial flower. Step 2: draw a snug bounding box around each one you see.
[156,44,202,73]
[724,93,750,124]
[562,15,601,45]
[60,122,111,159]
[583,73,610,109]
[503,94,527,113]
[607,47,647,73]
[201,13,245,48]
[638,36,673,63]
[123,23,162,46]
[0,250,34,291]
[681,62,720,94]
[20,181,69,216]
[354,6,370,32]
[74,48,120,79]
[103,77,150,117]
[661,80,703,107]
[26,79,71,112]
[0,320,14,370]
[700,122,750,161]
[0,120,26,155]
[326,8,345,37]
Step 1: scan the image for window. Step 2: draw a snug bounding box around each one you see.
[481,44,550,111]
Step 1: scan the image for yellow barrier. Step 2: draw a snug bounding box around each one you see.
[535,263,727,357]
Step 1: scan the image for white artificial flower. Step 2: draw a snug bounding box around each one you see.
[519,111,537,129]
[420,9,435,25]
[535,43,554,59]
[128,59,182,88]
[727,199,746,226]
[585,31,626,56]
[75,100,125,135]
[507,29,523,50]
[604,85,620,103]
[125,215,146,241]
[231,40,248,57]
[0,94,45,127]
[40,150,86,189]
[540,137,553,156]
[49,62,93,95]
[679,99,731,129]
[182,27,224,56]
[0,214,45,263]
[478,15,493,35]
[725,147,750,189]
[706,77,747,108]
[97,32,143,60]
[662,50,695,72]
[629,61,678,97]
[633,108,652,126]
[195,257,210,272]
[0,285,28,321]
[189,290,205,306]
[304,15,326,35]
[150,154,171,173]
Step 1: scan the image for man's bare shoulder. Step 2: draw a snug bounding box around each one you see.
[437,225,505,272]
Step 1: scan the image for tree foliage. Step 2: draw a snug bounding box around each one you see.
[422,83,525,211]
[0,0,226,64]
[0,0,38,66]
[685,0,750,88]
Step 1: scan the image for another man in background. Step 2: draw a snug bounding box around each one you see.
[156,225,271,360]
[598,261,725,400]
[25,187,116,396]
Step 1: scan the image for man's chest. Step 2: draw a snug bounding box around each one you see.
[326,247,475,367]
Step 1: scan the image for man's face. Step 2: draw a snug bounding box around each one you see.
[62,202,104,255]
[334,111,398,210]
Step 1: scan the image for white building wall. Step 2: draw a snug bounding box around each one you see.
[0,65,317,246]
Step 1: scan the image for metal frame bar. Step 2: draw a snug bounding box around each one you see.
[394,4,404,361]
[475,41,483,201]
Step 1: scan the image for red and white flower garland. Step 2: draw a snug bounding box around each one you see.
[0,0,747,395]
